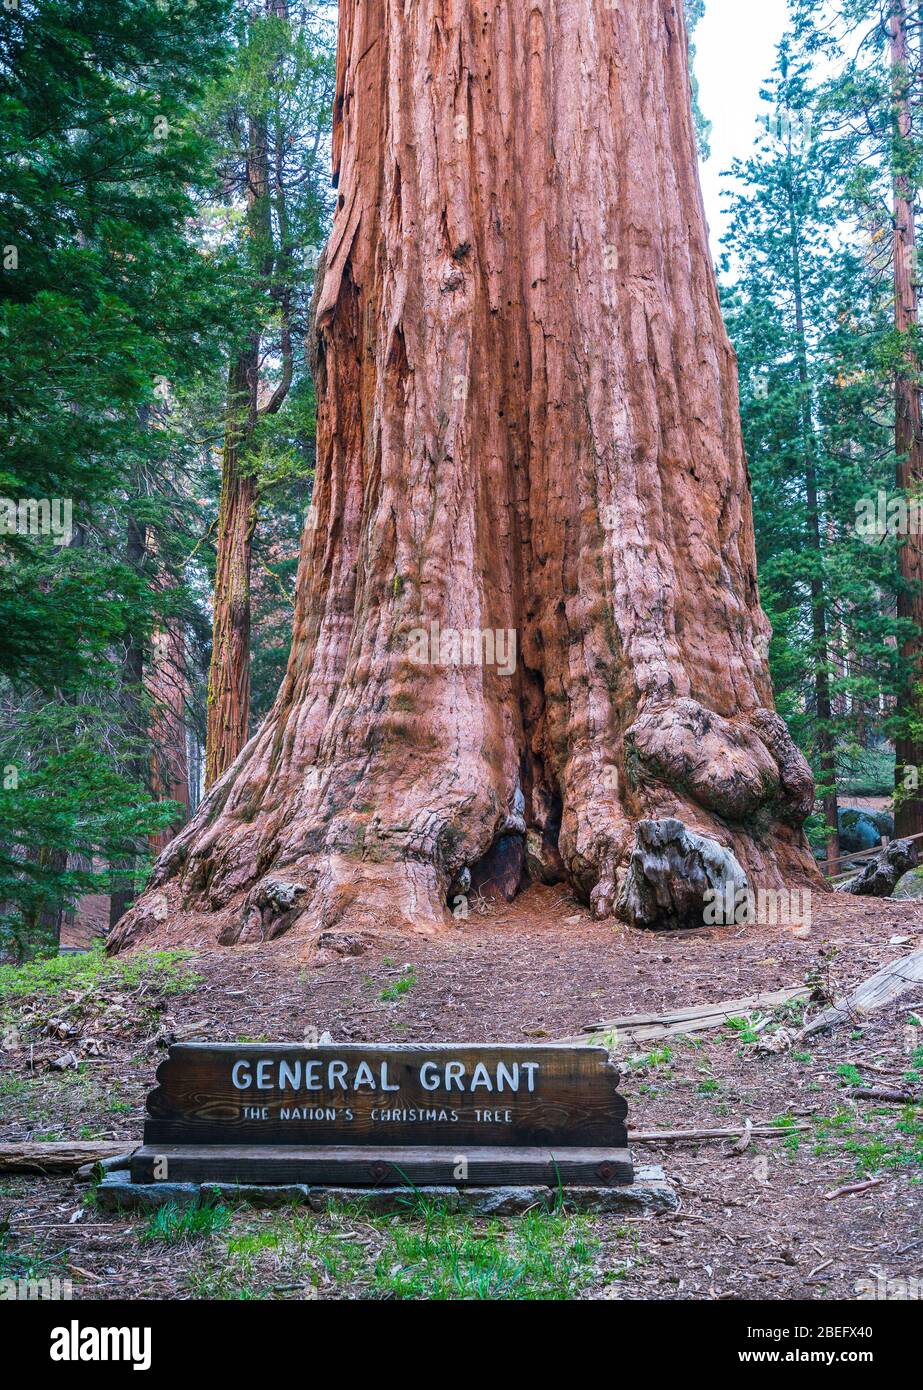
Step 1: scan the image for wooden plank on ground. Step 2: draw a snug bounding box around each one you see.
[629,1124,810,1143]
[800,948,923,1038]
[559,986,810,1046]
[129,1143,634,1188]
[0,1142,135,1174]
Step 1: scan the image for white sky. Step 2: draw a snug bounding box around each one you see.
[694,0,792,255]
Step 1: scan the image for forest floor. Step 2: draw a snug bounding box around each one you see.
[1,884,921,1301]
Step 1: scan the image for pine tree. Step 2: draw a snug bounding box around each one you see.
[724,39,903,860]
[0,0,236,955]
[790,0,923,833]
[204,0,335,786]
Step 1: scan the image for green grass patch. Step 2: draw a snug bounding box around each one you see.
[368,1199,598,1300]
[628,1045,673,1072]
[139,1202,231,1247]
[836,1063,864,1088]
[903,1046,923,1086]
[0,943,201,1011]
[725,1017,759,1045]
[0,1075,30,1099]
[185,1195,604,1301]
[379,964,417,1002]
[813,1105,923,1174]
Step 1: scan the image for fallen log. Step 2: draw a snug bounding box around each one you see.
[74,1151,140,1181]
[561,986,810,1047]
[845,1085,917,1105]
[0,1142,135,1174]
[800,947,923,1038]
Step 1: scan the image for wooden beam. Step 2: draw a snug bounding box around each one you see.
[129,1143,634,1188]
[0,1142,136,1174]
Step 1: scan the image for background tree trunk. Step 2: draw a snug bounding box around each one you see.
[890,0,923,835]
[109,506,147,929]
[149,616,191,853]
[205,0,294,787]
[206,348,259,788]
[783,123,839,864]
[113,0,821,951]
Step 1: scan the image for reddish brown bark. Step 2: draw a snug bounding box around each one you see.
[113,0,821,951]
[109,507,147,930]
[891,0,923,836]
[205,0,294,788]
[148,617,191,853]
[206,349,259,789]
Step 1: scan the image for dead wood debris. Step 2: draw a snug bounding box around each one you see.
[561,986,810,1047]
[630,1124,810,1144]
[824,1178,883,1201]
[800,947,923,1039]
[845,1085,918,1104]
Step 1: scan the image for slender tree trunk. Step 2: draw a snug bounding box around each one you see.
[891,0,923,835]
[23,846,67,958]
[783,142,839,863]
[205,92,269,787]
[109,509,147,928]
[206,347,259,787]
[149,618,191,852]
[205,0,293,786]
[113,0,821,951]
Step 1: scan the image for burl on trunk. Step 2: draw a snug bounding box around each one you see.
[112,0,822,951]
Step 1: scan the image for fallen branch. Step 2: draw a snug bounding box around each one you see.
[74,1151,139,1181]
[836,838,919,897]
[843,1057,899,1076]
[0,1142,136,1175]
[824,1178,882,1201]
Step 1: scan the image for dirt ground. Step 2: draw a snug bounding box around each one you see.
[2,884,921,1301]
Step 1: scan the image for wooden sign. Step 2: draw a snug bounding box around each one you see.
[143,1044,627,1146]
[132,1043,633,1189]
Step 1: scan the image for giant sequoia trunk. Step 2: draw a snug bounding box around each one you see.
[112,0,821,952]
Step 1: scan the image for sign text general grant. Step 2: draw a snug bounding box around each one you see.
[230,1056,541,1095]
